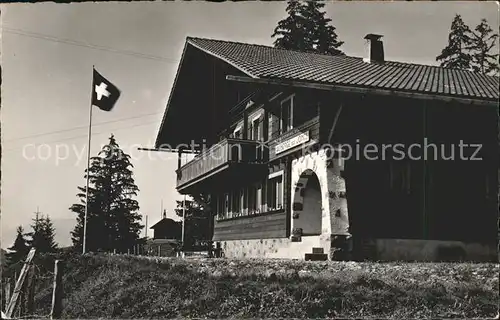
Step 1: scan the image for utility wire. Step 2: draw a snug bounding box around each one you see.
[2,26,180,63]
[1,27,172,147]
[2,120,159,153]
[4,112,163,142]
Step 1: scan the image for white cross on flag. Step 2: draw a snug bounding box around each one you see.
[91,68,121,111]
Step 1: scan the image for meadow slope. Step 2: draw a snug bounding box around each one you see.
[30,253,499,319]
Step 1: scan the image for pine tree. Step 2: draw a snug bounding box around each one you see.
[6,226,29,267]
[436,14,473,70]
[70,134,142,253]
[469,19,499,75]
[302,0,344,55]
[40,216,58,252]
[272,0,308,51]
[272,0,343,55]
[26,215,58,253]
[69,154,108,252]
[175,195,211,248]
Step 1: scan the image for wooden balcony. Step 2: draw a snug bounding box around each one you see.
[176,138,267,192]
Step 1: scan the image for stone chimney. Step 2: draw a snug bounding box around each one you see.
[363,34,384,63]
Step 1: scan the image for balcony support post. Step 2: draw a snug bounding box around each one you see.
[178,148,183,170]
[243,110,248,140]
[263,107,269,142]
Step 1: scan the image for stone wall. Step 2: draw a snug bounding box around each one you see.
[373,239,497,262]
[290,148,351,259]
[218,235,321,259]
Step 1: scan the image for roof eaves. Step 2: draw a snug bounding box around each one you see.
[227,74,497,106]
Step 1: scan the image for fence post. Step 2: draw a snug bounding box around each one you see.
[26,265,36,316]
[50,260,64,319]
[4,278,11,311]
[5,248,36,319]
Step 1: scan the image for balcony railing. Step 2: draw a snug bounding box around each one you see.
[176,138,266,189]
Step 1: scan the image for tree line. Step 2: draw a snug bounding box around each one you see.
[272,1,498,75]
[5,213,57,271]
[436,14,499,75]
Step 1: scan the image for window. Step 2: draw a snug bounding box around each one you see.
[223,193,229,217]
[233,125,242,139]
[270,113,280,139]
[240,188,245,214]
[248,185,256,214]
[281,95,294,134]
[215,195,222,219]
[260,180,267,212]
[234,129,241,139]
[231,189,240,217]
[267,172,284,211]
[252,118,260,141]
[256,183,262,213]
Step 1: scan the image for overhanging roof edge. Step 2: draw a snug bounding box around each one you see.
[226,75,498,107]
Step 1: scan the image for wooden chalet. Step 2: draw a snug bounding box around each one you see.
[154,34,498,261]
[143,211,182,257]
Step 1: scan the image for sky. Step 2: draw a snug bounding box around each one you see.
[1,1,498,249]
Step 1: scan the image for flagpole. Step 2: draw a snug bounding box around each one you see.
[181,194,186,258]
[83,65,95,255]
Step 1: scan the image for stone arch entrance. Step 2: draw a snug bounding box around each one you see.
[292,169,322,235]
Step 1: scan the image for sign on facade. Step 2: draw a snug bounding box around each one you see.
[275,131,310,154]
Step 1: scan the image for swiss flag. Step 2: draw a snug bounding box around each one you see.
[91,68,121,111]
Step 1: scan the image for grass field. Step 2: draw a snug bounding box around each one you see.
[30,253,498,319]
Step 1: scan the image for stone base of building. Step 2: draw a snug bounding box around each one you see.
[363,239,497,262]
[216,237,497,262]
[218,235,326,259]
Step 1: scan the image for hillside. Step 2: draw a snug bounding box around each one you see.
[29,253,498,319]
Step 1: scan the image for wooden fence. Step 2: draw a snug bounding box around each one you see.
[2,249,64,320]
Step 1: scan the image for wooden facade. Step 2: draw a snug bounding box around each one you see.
[170,83,497,246]
[213,211,287,241]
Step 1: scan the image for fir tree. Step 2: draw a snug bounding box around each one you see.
[272,0,343,55]
[70,134,142,253]
[469,19,499,75]
[302,0,344,55]
[6,226,29,267]
[40,216,58,252]
[175,195,212,248]
[272,0,308,51]
[436,14,473,70]
[26,215,58,253]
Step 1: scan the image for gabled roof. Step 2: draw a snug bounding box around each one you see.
[187,37,498,101]
[150,217,180,229]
